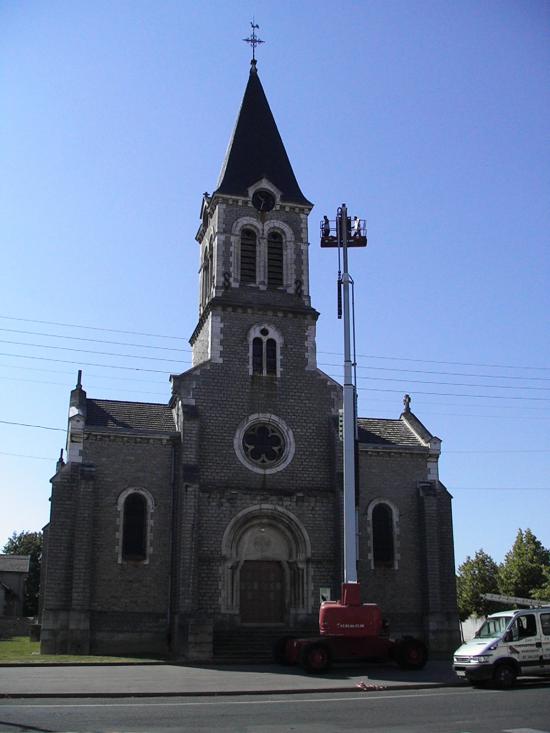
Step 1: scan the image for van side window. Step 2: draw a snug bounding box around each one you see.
[517,614,537,639]
[541,613,550,636]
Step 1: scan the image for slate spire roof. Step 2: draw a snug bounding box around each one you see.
[214,61,311,206]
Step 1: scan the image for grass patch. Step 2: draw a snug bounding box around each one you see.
[0,636,163,664]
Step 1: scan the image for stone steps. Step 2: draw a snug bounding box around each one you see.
[213,626,316,662]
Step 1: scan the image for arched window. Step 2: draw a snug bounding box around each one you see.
[371,503,394,567]
[122,492,147,561]
[208,242,214,291]
[201,251,210,309]
[251,328,278,376]
[252,337,263,374]
[200,236,215,311]
[265,338,277,374]
[267,231,283,289]
[240,228,257,284]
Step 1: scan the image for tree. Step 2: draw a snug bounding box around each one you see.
[456,549,500,621]
[2,530,43,616]
[530,566,550,602]
[498,528,550,599]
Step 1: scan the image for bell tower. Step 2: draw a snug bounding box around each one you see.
[190,58,317,369]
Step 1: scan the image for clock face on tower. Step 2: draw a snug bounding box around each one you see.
[251,189,276,213]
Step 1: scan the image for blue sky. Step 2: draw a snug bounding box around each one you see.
[1,0,549,570]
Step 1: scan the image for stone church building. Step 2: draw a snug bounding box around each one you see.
[40,59,460,660]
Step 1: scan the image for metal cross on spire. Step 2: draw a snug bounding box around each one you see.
[243,20,265,62]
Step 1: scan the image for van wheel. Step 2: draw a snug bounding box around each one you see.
[300,643,332,673]
[493,663,517,689]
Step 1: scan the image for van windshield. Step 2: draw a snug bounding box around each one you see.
[477,616,512,639]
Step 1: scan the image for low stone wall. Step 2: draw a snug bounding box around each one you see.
[0,616,32,639]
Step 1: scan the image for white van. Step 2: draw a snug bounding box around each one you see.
[453,607,550,688]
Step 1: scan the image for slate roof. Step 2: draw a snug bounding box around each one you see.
[357,417,428,448]
[0,555,30,573]
[214,63,311,206]
[85,399,176,434]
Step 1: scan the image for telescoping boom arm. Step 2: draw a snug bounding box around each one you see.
[321,205,367,584]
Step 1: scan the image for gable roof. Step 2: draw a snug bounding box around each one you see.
[85,399,176,435]
[0,555,30,573]
[357,417,430,448]
[214,63,311,206]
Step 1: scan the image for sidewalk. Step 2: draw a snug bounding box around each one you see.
[0,661,462,698]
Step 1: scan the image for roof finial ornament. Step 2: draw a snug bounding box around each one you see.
[243,19,264,69]
[403,394,411,413]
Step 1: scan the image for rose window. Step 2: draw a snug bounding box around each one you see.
[234,414,295,474]
[242,423,285,467]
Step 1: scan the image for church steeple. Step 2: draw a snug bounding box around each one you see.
[214,62,311,206]
[189,57,316,369]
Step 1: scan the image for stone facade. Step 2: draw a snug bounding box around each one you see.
[40,60,460,659]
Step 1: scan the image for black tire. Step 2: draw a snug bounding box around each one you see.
[300,642,332,674]
[394,638,428,670]
[493,663,517,690]
[272,635,296,665]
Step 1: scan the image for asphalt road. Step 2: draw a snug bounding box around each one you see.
[1,684,549,733]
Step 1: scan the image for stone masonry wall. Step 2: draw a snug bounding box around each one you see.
[357,448,429,636]
[181,309,341,496]
[83,435,174,616]
[41,463,82,653]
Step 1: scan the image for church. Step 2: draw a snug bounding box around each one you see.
[40,56,460,660]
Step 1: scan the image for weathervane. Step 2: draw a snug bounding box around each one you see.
[243,20,265,62]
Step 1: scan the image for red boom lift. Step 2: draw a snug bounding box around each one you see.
[273,207,428,674]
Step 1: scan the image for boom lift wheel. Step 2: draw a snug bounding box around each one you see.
[394,638,428,670]
[272,636,296,666]
[300,642,332,673]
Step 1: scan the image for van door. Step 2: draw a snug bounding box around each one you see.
[540,612,550,674]
[507,613,543,674]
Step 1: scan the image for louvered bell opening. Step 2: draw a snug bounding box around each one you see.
[267,232,283,289]
[241,228,257,284]
[265,338,277,375]
[252,337,263,374]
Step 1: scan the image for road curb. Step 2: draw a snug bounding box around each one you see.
[0,661,165,668]
[0,681,465,700]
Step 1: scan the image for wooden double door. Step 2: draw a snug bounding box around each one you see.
[239,560,285,623]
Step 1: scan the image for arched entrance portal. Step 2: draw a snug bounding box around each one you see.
[221,505,312,625]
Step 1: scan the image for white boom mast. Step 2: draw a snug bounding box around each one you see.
[321,205,367,585]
